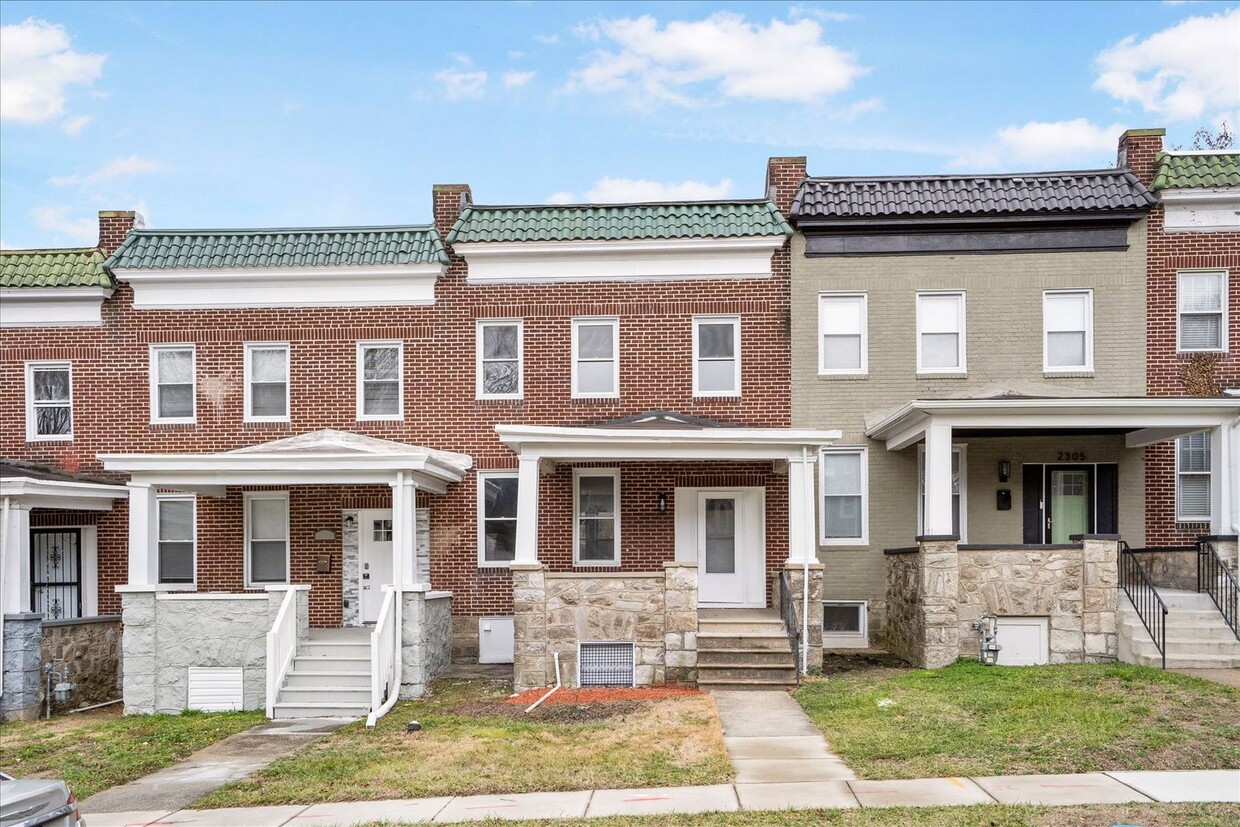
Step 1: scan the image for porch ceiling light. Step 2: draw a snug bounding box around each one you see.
[998,460,1011,482]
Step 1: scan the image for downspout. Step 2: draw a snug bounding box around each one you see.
[393,472,404,714]
[801,447,810,676]
[1,496,9,689]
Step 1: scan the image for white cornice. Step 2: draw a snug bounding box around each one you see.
[495,423,840,461]
[1159,187,1240,204]
[0,476,128,510]
[0,287,113,328]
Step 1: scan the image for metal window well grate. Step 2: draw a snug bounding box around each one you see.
[578,642,636,687]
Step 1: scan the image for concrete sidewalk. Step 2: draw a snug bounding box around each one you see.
[84,769,1240,826]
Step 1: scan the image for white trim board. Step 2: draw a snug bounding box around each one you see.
[0,287,113,328]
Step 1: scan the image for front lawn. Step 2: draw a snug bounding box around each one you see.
[195,677,731,807]
[796,658,1240,780]
[0,706,265,799]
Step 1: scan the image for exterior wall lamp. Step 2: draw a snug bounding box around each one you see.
[656,493,669,512]
[998,460,1011,482]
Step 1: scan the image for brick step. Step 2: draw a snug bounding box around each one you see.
[696,664,798,683]
[283,670,372,688]
[697,648,795,667]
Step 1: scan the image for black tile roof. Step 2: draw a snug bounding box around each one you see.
[790,169,1156,222]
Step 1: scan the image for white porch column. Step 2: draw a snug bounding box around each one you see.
[126,482,158,586]
[1,500,32,614]
[786,453,817,565]
[514,455,541,564]
[390,473,418,587]
[1210,421,1237,535]
[923,421,955,537]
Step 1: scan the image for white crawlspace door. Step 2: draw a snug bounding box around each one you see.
[675,487,765,608]
[359,509,393,623]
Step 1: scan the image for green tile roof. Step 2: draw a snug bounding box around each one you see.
[1152,152,1240,191]
[446,200,792,244]
[106,225,449,270]
[0,248,112,289]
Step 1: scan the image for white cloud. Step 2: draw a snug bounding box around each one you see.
[949,119,1125,170]
[533,33,560,45]
[503,70,536,89]
[435,55,487,100]
[61,114,91,136]
[1094,8,1239,122]
[508,50,526,60]
[49,155,163,188]
[30,205,96,241]
[586,177,733,202]
[546,191,577,204]
[788,6,854,23]
[567,12,866,106]
[0,18,105,125]
[837,97,883,121]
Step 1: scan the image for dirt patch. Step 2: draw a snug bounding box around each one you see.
[452,698,643,723]
[505,686,703,706]
[822,650,911,677]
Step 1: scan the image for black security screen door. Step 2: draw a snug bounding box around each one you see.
[30,528,82,620]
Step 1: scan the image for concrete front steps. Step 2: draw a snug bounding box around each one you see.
[1119,590,1240,669]
[697,608,798,690]
[273,628,373,719]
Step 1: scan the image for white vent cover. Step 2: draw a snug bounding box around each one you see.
[479,616,515,664]
[186,667,244,711]
[578,642,635,687]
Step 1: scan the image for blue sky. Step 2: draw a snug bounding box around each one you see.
[1,1,1237,248]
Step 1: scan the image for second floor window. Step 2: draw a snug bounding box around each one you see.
[694,316,741,396]
[357,342,403,419]
[572,318,619,398]
[157,496,195,584]
[245,343,289,422]
[25,361,72,441]
[477,320,523,399]
[917,292,966,374]
[1178,270,1227,352]
[151,345,196,422]
[1177,431,1211,522]
[1043,290,1093,371]
[819,294,867,375]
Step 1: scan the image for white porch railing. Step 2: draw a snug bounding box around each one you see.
[367,586,399,727]
[265,587,299,718]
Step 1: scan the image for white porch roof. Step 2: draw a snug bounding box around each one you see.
[865,396,1240,452]
[0,461,127,510]
[99,429,473,495]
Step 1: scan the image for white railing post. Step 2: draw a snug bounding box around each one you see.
[265,586,300,718]
[367,586,398,727]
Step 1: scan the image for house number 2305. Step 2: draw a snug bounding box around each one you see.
[1057,451,1087,461]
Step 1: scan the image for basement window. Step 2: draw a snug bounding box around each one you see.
[823,601,867,637]
[578,642,635,687]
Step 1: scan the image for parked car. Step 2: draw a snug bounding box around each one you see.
[0,773,84,827]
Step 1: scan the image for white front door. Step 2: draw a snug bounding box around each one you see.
[359,509,393,623]
[697,493,744,604]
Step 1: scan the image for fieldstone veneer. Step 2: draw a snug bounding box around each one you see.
[511,561,698,692]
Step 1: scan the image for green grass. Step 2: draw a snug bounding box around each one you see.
[195,678,732,808]
[795,659,1240,780]
[0,707,265,799]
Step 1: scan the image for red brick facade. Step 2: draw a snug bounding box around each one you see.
[1119,130,1240,544]
[1,166,795,625]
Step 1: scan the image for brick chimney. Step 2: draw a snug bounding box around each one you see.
[1117,128,1165,188]
[765,156,808,217]
[432,184,472,243]
[98,210,144,255]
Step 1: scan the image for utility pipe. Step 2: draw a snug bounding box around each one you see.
[69,697,122,713]
[525,651,562,713]
[1,496,10,685]
[801,447,810,676]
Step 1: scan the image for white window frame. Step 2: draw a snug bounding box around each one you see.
[24,360,73,442]
[1176,269,1229,353]
[477,470,519,568]
[573,468,621,567]
[916,292,967,375]
[156,494,196,586]
[692,315,742,397]
[243,342,290,423]
[818,293,868,376]
[571,317,620,400]
[243,491,290,587]
[149,344,197,424]
[1175,431,1212,523]
[355,340,404,421]
[916,443,969,541]
[822,600,868,640]
[819,447,869,545]
[476,319,524,400]
[1042,289,1094,372]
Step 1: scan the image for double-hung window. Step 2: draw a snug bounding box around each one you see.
[1176,431,1212,522]
[820,448,868,544]
[819,294,867,375]
[478,472,518,566]
[574,469,619,565]
[572,318,619,398]
[25,361,73,441]
[693,316,740,396]
[477,320,523,399]
[245,492,289,586]
[150,345,196,422]
[916,292,966,374]
[1043,290,1093,371]
[357,341,403,419]
[245,343,289,422]
[157,496,195,584]
[1178,270,1227,352]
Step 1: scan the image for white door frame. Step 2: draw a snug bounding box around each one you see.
[358,508,393,624]
[674,486,765,608]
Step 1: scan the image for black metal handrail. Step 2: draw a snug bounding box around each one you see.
[1118,541,1167,669]
[1198,540,1240,642]
[777,570,802,682]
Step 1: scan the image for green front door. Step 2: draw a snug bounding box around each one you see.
[1047,467,1093,543]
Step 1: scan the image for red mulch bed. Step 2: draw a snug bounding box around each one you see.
[505,686,703,705]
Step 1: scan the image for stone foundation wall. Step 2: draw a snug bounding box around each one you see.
[42,616,121,709]
[400,590,453,698]
[1131,549,1197,591]
[511,562,698,691]
[1,613,44,722]
[1202,536,1238,574]
[778,564,824,671]
[884,551,923,667]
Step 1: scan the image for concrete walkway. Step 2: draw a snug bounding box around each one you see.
[83,769,1240,826]
[82,718,351,814]
[711,689,854,783]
